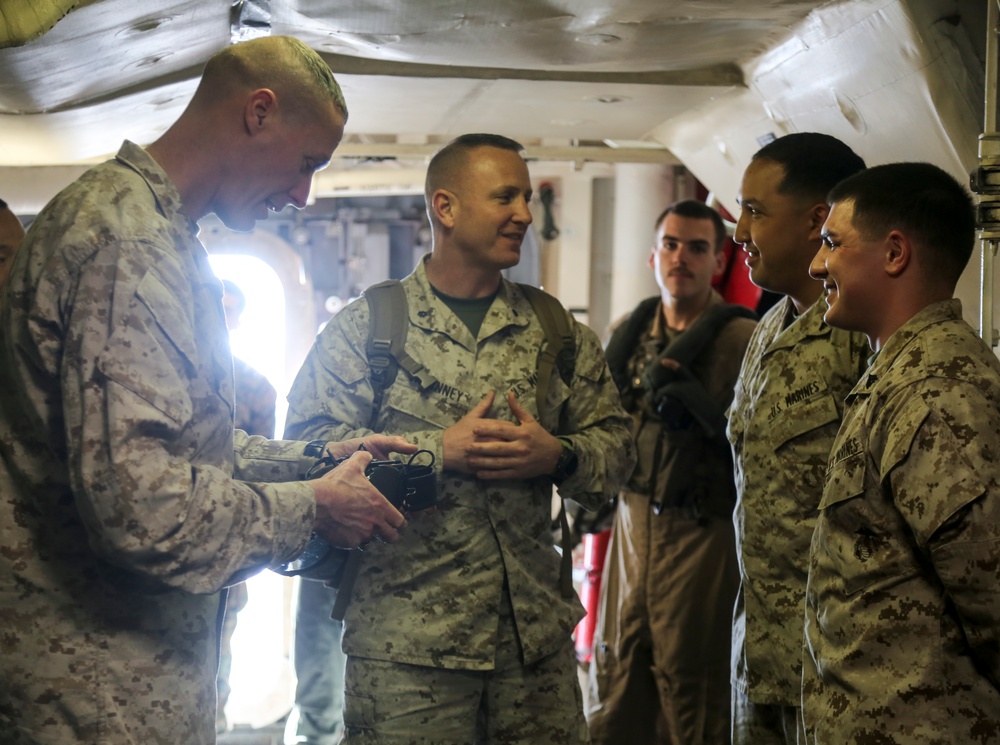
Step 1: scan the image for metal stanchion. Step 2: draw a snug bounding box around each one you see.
[972,1,1000,346]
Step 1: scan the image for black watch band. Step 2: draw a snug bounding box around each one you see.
[303,440,327,458]
[552,440,579,485]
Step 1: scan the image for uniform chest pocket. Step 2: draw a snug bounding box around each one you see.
[819,453,919,597]
[769,392,840,450]
[381,383,464,432]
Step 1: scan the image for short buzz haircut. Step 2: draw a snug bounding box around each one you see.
[424,133,525,205]
[654,200,727,252]
[828,162,976,285]
[199,36,347,122]
[753,132,866,203]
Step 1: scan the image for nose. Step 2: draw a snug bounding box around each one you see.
[514,196,533,225]
[809,244,829,279]
[734,208,750,246]
[671,244,690,265]
[287,173,313,210]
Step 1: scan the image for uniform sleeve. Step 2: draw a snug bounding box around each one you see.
[58,244,314,594]
[884,384,1000,685]
[553,321,635,510]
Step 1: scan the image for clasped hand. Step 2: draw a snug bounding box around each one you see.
[443,391,562,480]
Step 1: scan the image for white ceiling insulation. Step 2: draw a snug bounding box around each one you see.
[0,0,988,220]
[0,0,833,166]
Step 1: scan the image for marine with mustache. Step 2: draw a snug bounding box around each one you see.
[586,199,757,745]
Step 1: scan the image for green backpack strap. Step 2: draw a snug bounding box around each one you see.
[331,281,440,621]
[518,283,578,600]
[363,280,437,429]
[517,283,576,412]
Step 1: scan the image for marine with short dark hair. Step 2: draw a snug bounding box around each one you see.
[728,132,870,744]
[803,162,1000,743]
[586,199,756,744]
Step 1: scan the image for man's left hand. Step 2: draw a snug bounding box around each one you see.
[466,393,563,480]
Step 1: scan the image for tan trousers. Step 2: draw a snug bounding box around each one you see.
[586,491,739,745]
[342,587,588,745]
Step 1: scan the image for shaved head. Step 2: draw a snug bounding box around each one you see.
[194,36,347,122]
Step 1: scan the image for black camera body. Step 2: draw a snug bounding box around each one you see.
[274,449,436,580]
[304,451,437,514]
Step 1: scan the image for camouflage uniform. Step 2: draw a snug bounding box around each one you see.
[587,292,755,745]
[284,257,635,744]
[803,299,1000,744]
[0,141,317,744]
[233,357,278,439]
[727,296,868,741]
[217,357,278,730]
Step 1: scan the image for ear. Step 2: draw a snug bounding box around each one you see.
[712,247,727,277]
[244,89,277,135]
[806,202,830,241]
[647,247,657,270]
[432,189,457,229]
[883,230,911,278]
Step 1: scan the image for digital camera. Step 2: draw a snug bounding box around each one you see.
[273,449,436,580]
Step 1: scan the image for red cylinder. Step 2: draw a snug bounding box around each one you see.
[573,528,611,663]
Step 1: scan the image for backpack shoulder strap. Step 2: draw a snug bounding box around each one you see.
[363,280,438,428]
[518,283,576,414]
[517,282,579,600]
[332,281,438,619]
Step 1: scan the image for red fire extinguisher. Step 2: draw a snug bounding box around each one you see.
[573,528,611,663]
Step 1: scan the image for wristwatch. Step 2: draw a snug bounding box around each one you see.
[552,439,579,485]
[303,440,328,458]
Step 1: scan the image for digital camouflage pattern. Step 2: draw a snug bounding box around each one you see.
[341,585,587,744]
[219,358,277,730]
[727,296,869,706]
[285,256,635,672]
[0,141,317,744]
[588,293,755,744]
[233,356,278,438]
[803,299,1000,744]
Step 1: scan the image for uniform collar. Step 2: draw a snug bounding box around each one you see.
[115,140,198,238]
[848,299,963,399]
[407,255,530,348]
[761,294,832,354]
[650,289,725,339]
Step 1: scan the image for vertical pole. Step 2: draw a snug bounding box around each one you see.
[977,1,1000,346]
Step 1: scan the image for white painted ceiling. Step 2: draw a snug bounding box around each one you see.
[0,0,990,220]
[0,0,834,168]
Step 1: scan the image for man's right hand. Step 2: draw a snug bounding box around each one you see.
[308,450,407,548]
